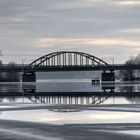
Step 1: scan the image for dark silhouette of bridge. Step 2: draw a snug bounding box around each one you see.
[29,51,109,67]
[0,51,140,82]
[22,51,115,82]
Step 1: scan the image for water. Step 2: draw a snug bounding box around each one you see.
[0,95,132,104]
[0,81,140,104]
[1,81,140,93]
[1,110,140,124]
[0,81,140,125]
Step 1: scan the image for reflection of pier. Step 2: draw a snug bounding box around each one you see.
[102,83,115,92]
[27,95,109,105]
[22,83,36,93]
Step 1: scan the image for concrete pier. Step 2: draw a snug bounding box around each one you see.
[102,71,115,82]
[22,72,36,82]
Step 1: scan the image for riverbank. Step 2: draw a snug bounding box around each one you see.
[0,120,140,140]
[0,104,140,139]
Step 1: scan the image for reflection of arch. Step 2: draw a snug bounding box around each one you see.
[91,96,109,104]
[29,51,109,68]
[26,95,108,105]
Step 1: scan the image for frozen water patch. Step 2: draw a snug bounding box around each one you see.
[0,128,60,140]
[93,106,140,112]
[118,130,140,136]
[0,106,18,108]
[1,110,140,124]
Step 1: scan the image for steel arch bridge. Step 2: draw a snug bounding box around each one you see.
[29,51,109,68]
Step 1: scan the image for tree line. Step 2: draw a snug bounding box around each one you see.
[122,54,140,81]
[0,61,20,82]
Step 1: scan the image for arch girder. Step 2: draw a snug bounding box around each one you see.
[29,51,109,67]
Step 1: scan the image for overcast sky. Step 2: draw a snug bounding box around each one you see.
[0,0,140,64]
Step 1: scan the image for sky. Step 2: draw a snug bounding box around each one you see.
[0,0,140,64]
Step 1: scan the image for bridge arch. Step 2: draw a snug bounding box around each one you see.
[29,51,109,68]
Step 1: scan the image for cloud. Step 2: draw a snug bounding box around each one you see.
[115,0,140,6]
[119,28,140,33]
[0,0,140,63]
[37,37,140,48]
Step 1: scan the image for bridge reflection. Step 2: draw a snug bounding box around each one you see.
[1,94,140,107]
[27,95,109,105]
[0,82,140,105]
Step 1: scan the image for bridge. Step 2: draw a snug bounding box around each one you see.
[22,51,114,82]
[0,51,140,82]
[0,64,140,72]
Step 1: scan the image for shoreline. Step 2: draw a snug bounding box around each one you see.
[0,120,140,140]
[0,104,140,139]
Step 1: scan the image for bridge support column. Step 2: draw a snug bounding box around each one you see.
[22,71,36,82]
[101,70,115,82]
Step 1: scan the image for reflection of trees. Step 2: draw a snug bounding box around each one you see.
[117,85,140,93]
[0,96,18,103]
[125,95,140,104]
[119,86,133,92]
[0,97,4,102]
[6,96,17,102]
[0,83,22,92]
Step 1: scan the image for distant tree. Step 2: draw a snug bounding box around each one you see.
[5,62,20,82]
[0,61,20,82]
[0,60,4,81]
[125,55,140,65]
[0,60,2,65]
[122,54,140,81]
[125,56,134,65]
[133,54,140,65]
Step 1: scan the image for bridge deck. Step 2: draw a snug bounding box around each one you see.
[0,64,140,72]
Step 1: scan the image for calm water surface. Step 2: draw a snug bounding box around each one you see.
[0,81,140,104]
[0,81,140,124]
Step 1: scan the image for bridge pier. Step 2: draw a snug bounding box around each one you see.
[101,70,115,82]
[22,71,36,82]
